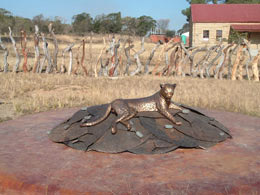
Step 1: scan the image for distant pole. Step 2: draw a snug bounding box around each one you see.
[49,23,59,72]
[20,30,28,73]
[9,27,21,73]
[33,25,40,73]
[0,35,9,73]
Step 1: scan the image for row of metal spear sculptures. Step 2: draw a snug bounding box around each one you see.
[0,24,259,81]
[0,24,58,74]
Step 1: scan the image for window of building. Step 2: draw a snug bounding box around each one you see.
[203,30,209,40]
[216,30,223,41]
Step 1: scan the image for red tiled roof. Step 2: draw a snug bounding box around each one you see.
[191,4,260,23]
[231,24,260,32]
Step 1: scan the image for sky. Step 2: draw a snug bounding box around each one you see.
[1,0,190,31]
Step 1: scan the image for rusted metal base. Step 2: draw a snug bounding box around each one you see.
[0,108,259,194]
[49,104,231,154]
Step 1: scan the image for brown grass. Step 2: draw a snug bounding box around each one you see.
[0,34,259,121]
[0,73,259,122]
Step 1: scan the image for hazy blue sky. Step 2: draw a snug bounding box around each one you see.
[1,0,190,30]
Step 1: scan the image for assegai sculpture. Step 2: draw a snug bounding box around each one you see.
[49,84,232,154]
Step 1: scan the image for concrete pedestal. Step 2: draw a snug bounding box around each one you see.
[0,108,259,194]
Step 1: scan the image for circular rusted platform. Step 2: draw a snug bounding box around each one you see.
[0,108,259,194]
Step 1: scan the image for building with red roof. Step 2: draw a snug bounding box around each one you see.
[190,4,260,49]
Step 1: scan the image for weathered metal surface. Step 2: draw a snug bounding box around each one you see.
[50,103,231,154]
[0,108,259,194]
[80,84,183,134]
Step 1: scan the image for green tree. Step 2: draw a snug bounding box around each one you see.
[72,12,93,34]
[106,12,122,33]
[166,30,176,37]
[92,12,122,34]
[13,17,33,33]
[136,15,156,36]
[0,8,11,16]
[122,16,137,35]
[0,8,15,33]
[102,12,122,33]
[32,14,69,34]
[228,28,248,43]
[92,15,103,33]
[0,8,72,34]
[62,23,73,34]
[32,14,49,33]
[52,16,66,34]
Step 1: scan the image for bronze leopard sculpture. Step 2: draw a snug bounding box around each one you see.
[81,83,182,134]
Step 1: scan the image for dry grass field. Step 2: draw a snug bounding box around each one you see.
[0,73,259,122]
[0,34,259,122]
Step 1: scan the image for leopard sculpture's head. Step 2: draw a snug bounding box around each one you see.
[159,83,177,100]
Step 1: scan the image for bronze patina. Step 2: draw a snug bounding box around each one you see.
[81,83,182,134]
[49,83,232,154]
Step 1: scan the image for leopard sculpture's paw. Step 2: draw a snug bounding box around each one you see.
[175,121,182,126]
[111,127,117,134]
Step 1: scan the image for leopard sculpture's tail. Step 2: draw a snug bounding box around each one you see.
[80,104,112,127]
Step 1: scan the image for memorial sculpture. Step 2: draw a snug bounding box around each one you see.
[80,83,182,134]
[49,84,232,154]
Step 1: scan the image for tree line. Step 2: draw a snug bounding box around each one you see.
[0,8,162,36]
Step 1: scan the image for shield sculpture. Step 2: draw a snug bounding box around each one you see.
[49,103,231,154]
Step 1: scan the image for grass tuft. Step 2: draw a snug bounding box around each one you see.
[0,73,259,120]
